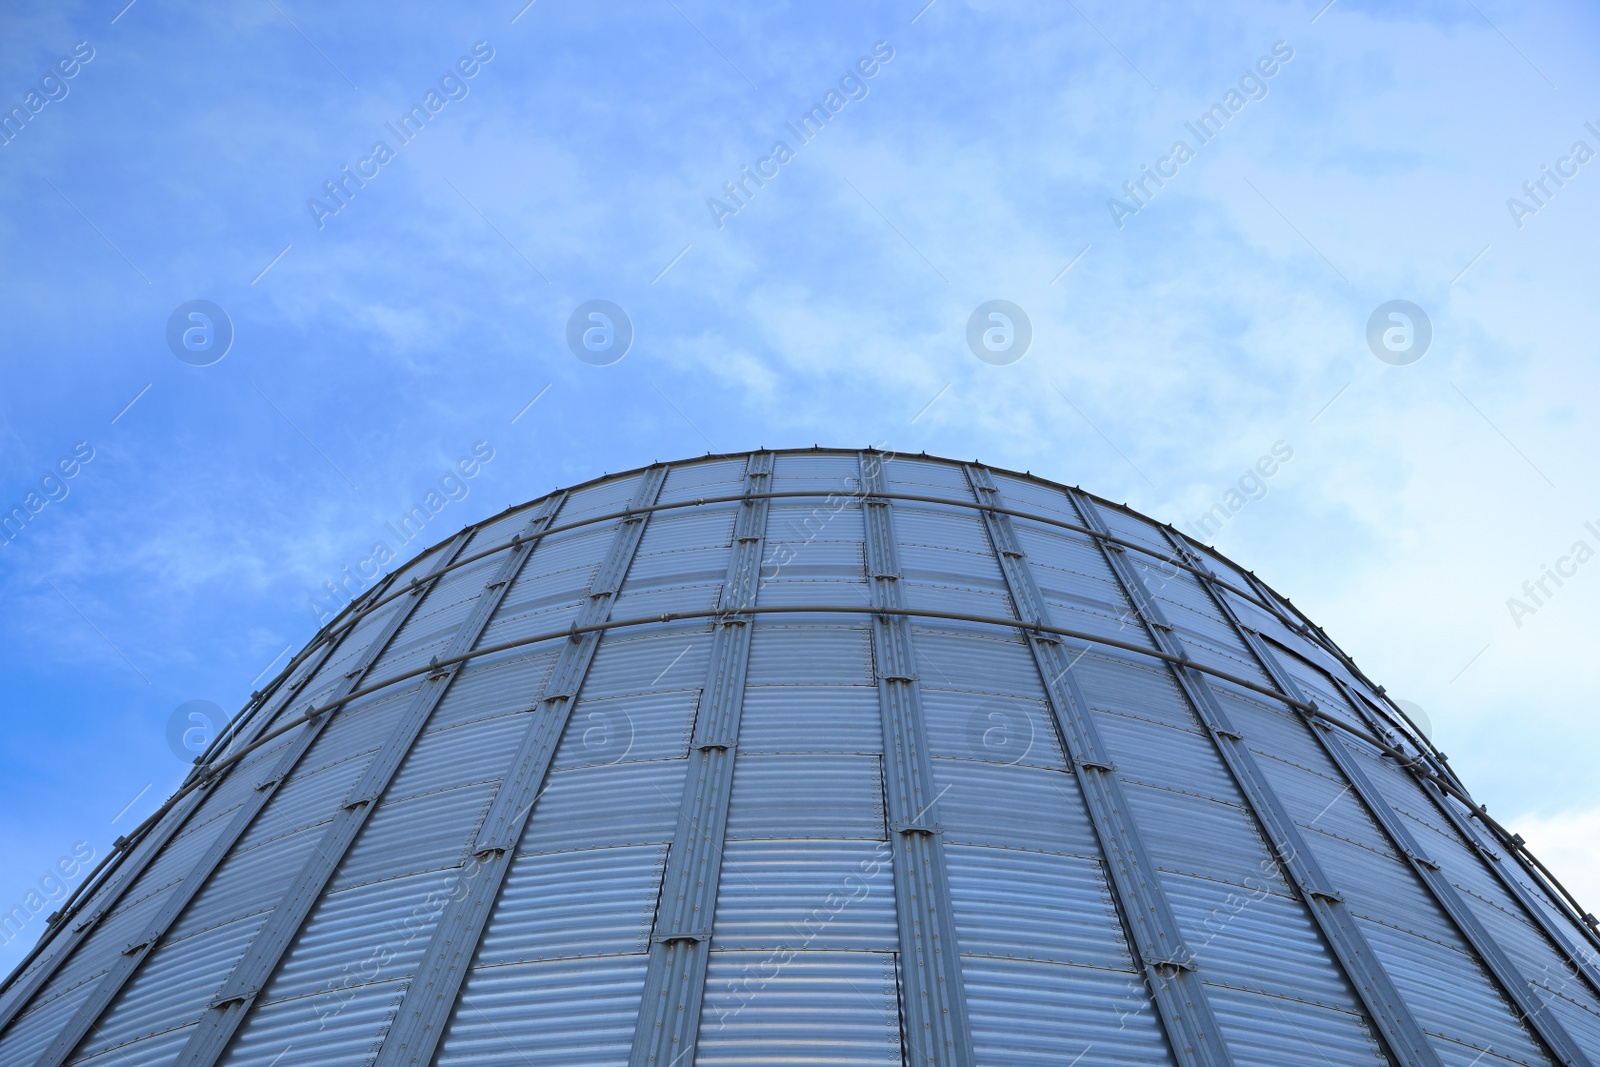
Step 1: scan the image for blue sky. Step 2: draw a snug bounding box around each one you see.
[2,0,1598,973]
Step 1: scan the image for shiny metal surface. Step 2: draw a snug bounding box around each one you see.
[4,448,1598,1067]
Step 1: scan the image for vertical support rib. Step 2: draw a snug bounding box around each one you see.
[860,452,976,1067]
[1067,490,1442,1067]
[1162,531,1593,1067]
[374,467,668,1067]
[963,466,1232,1067]
[628,453,773,1067]
[0,580,371,1046]
[28,533,472,1067]
[168,502,570,1067]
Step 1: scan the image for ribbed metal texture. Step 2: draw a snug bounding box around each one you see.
[5,448,1599,1067]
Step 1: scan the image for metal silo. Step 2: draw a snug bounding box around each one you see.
[3,448,1598,1067]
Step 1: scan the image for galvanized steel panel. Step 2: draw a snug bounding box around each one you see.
[434,954,650,1067]
[1163,871,1362,1011]
[724,754,885,840]
[0,980,97,1066]
[1358,916,1549,1065]
[70,915,265,1061]
[387,713,530,799]
[1123,783,1283,889]
[626,508,736,557]
[1069,649,1198,730]
[769,452,864,491]
[167,826,323,940]
[1309,830,1469,947]
[16,450,1599,1067]
[763,504,865,549]
[710,840,897,951]
[329,781,495,891]
[908,627,1042,698]
[477,845,667,966]
[657,457,748,503]
[1206,984,1387,1067]
[745,624,873,686]
[892,506,996,557]
[422,651,557,732]
[218,977,406,1067]
[695,950,901,1066]
[1094,709,1246,802]
[24,888,168,1008]
[556,470,648,524]
[520,759,689,854]
[611,580,723,616]
[918,688,1066,769]
[901,579,1016,623]
[284,684,426,779]
[944,844,1129,968]
[751,574,871,608]
[68,1024,193,1067]
[930,758,1100,856]
[735,685,882,754]
[580,629,715,700]
[231,762,362,856]
[989,472,1082,524]
[551,689,698,769]
[885,455,975,496]
[960,955,1176,1067]
[464,501,546,554]
[256,869,458,1009]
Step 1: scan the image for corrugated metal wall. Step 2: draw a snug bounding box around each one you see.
[4,449,1598,1067]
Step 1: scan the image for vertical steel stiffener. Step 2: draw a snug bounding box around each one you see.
[628,453,773,1067]
[861,451,977,1067]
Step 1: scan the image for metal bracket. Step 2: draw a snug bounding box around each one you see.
[653,930,710,945]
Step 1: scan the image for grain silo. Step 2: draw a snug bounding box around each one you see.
[2,448,1597,1067]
